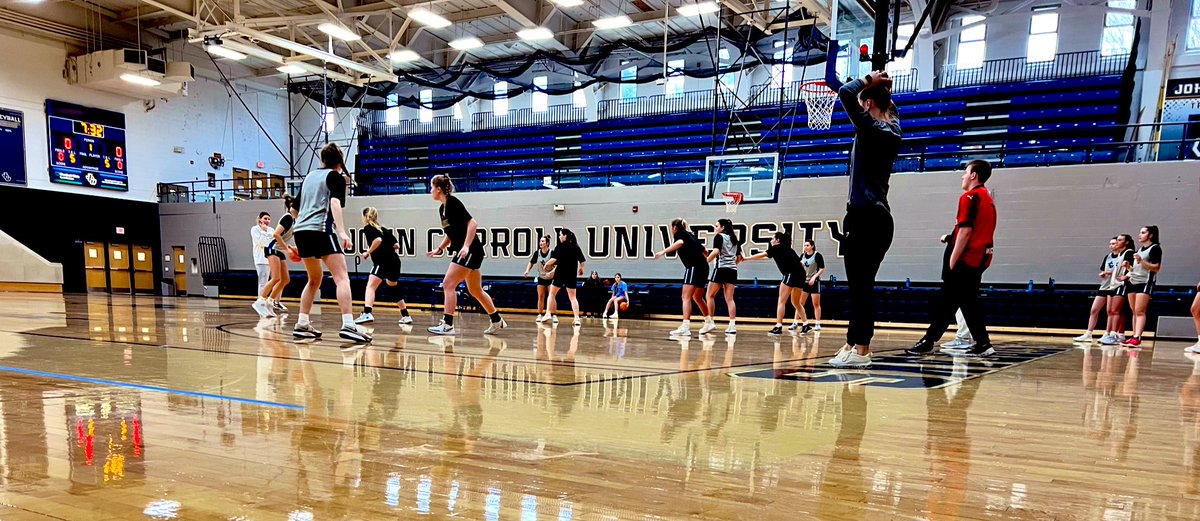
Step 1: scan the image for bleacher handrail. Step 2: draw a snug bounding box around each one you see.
[939,50,1129,89]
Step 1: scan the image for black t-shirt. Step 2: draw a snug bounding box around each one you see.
[277,214,294,233]
[363,225,398,266]
[551,243,586,275]
[439,195,479,253]
[674,230,707,267]
[767,243,803,275]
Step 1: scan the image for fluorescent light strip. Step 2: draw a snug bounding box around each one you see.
[317,22,361,41]
[550,0,584,6]
[205,44,247,60]
[120,73,161,87]
[449,37,484,50]
[277,64,306,74]
[593,15,633,30]
[678,2,720,16]
[517,27,554,41]
[389,50,421,62]
[409,8,451,28]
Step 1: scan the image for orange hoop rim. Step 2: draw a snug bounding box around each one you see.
[798,80,834,94]
[721,191,744,203]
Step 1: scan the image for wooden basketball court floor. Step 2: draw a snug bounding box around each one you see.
[0,292,1198,520]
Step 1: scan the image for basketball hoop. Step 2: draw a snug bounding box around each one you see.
[722,191,743,213]
[799,80,837,131]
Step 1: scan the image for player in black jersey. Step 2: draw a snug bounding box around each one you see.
[539,228,587,327]
[354,207,413,327]
[427,175,506,336]
[654,218,711,338]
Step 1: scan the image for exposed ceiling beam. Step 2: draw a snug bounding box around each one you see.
[719,0,770,33]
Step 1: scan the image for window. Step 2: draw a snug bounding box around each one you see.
[323,106,336,132]
[888,24,915,75]
[956,15,986,69]
[419,89,433,123]
[1102,0,1135,56]
[385,94,400,125]
[533,76,548,112]
[620,65,637,103]
[665,59,685,98]
[1027,8,1059,63]
[718,48,736,91]
[771,43,794,88]
[453,101,463,120]
[1187,0,1200,51]
[493,81,508,116]
[573,81,587,107]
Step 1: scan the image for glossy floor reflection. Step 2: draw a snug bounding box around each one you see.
[0,293,1199,520]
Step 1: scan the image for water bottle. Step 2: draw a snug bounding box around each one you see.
[753,277,758,288]
[1048,277,1055,291]
[905,277,910,289]
[1028,280,1034,292]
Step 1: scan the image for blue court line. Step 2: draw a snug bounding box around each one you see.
[0,364,304,410]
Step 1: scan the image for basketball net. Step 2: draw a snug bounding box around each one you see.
[800,80,836,131]
[722,191,743,214]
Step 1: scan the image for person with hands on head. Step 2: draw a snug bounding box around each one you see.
[289,143,371,343]
[426,174,506,336]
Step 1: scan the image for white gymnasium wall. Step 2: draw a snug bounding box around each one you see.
[0,28,291,202]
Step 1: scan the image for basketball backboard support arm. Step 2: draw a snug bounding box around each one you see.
[872,0,892,72]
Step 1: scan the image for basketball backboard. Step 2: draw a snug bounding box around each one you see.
[702,153,779,205]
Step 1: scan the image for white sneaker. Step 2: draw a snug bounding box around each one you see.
[941,337,972,349]
[1099,333,1119,346]
[1184,342,1200,354]
[535,313,549,323]
[427,322,455,336]
[251,300,274,318]
[1072,332,1094,343]
[787,321,800,331]
[829,350,871,368]
[725,323,737,335]
[484,319,507,335]
[552,315,559,324]
[354,312,375,324]
[669,324,691,337]
[827,346,852,365]
[698,320,717,335]
[338,324,372,343]
[812,324,822,331]
[573,318,581,327]
[398,315,414,325]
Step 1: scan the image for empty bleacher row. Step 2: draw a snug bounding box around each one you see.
[356,75,1128,194]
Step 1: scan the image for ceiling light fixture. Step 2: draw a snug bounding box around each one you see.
[120,73,161,87]
[593,15,633,30]
[409,8,452,28]
[449,37,485,50]
[389,50,421,62]
[317,22,361,41]
[276,64,306,74]
[677,2,720,16]
[205,44,247,60]
[517,27,555,41]
[550,0,585,6]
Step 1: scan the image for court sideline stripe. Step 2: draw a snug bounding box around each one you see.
[0,364,304,410]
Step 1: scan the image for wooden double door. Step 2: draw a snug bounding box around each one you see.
[83,242,155,294]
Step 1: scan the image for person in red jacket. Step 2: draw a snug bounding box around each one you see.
[906,159,997,358]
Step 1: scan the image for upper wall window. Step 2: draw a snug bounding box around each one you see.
[1027,8,1059,63]
[957,15,986,69]
[1102,0,1136,56]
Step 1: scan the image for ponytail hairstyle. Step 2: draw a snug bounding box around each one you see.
[804,239,817,252]
[859,75,896,122]
[1143,225,1160,245]
[559,228,578,247]
[717,218,742,246]
[363,207,381,230]
[670,218,688,234]
[319,143,346,171]
[1119,233,1135,253]
[282,194,297,211]
[431,174,454,196]
[773,231,792,247]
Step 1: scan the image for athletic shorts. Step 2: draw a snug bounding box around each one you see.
[1093,289,1117,298]
[553,272,578,289]
[265,247,285,260]
[682,264,709,287]
[294,230,341,259]
[537,277,553,287]
[781,272,804,289]
[1125,280,1155,296]
[801,279,822,294]
[450,249,484,270]
[710,267,738,285]
[371,261,401,283]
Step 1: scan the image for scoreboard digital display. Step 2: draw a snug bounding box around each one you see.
[46,100,128,192]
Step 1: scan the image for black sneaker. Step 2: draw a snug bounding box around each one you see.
[800,324,814,334]
[961,342,995,357]
[768,326,783,336]
[905,339,936,356]
[338,325,372,343]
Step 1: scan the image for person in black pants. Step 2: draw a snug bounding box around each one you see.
[828,70,903,368]
[906,160,997,357]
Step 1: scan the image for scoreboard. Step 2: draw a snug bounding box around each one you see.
[46,100,128,192]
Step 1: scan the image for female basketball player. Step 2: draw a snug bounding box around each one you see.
[603,273,629,319]
[1074,236,1125,343]
[830,69,902,368]
[1101,233,1136,345]
[250,212,273,298]
[354,207,413,326]
[523,235,555,317]
[253,195,297,318]
[289,143,370,342]
[792,239,826,333]
[1186,280,1200,353]
[1121,226,1161,347]
[743,231,805,336]
[426,175,506,336]
[539,228,586,326]
[654,218,711,337]
[703,218,741,335]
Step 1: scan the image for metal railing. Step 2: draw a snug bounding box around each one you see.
[597,88,743,120]
[472,104,586,131]
[939,51,1130,89]
[370,115,463,139]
